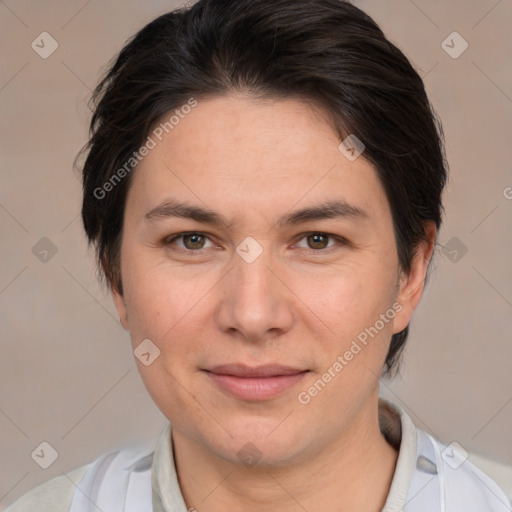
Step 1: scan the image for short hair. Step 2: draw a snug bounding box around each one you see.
[78,0,448,378]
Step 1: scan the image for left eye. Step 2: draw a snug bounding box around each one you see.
[294,232,339,250]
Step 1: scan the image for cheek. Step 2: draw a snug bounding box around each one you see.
[121,263,208,410]
[294,260,397,340]
[124,277,192,343]
[121,252,217,351]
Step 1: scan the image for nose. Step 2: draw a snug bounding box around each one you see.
[215,246,295,343]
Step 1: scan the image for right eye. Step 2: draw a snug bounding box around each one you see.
[163,232,218,252]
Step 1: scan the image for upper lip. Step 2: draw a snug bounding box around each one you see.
[204,364,308,378]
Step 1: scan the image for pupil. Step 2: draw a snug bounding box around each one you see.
[309,234,327,249]
[185,234,204,249]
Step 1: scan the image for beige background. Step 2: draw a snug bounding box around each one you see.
[1,0,511,507]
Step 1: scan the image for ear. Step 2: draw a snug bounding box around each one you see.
[112,285,130,330]
[392,222,437,334]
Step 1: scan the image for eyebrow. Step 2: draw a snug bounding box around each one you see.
[144,198,369,228]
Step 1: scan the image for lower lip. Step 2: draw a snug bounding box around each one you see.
[204,371,308,401]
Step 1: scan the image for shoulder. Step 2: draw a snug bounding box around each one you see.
[5,435,159,512]
[427,432,511,510]
[5,464,91,512]
[5,444,154,512]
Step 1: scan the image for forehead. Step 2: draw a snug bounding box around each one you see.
[149,95,341,175]
[126,95,390,225]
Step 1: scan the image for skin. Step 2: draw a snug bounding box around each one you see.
[112,94,435,512]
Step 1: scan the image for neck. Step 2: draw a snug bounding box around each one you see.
[172,394,398,512]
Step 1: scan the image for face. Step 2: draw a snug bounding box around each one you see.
[112,94,432,467]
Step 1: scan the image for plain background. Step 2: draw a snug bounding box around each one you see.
[1,0,511,507]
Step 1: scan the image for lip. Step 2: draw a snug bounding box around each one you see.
[207,363,307,378]
[203,364,309,401]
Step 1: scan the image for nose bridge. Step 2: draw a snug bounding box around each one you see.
[232,234,275,294]
[216,240,294,341]
[234,249,272,304]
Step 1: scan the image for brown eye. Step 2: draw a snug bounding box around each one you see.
[294,232,344,252]
[165,232,215,251]
[306,233,329,249]
[182,233,206,250]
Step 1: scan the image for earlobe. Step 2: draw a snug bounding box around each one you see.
[112,286,130,330]
[392,222,437,334]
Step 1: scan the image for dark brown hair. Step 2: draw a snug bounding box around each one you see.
[79,0,448,377]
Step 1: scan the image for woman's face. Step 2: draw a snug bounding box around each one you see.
[112,94,430,467]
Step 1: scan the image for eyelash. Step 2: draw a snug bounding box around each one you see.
[162,231,347,254]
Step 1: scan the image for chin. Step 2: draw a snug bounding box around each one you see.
[204,419,308,466]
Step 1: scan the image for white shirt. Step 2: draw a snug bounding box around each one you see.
[6,398,511,511]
